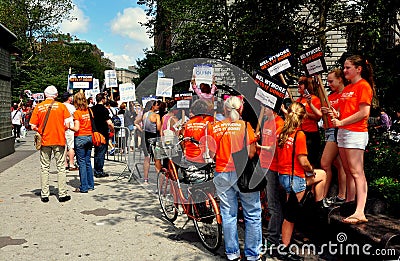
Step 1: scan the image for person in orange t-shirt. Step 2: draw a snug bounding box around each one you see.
[69,92,94,193]
[209,96,261,261]
[332,55,375,225]
[257,106,284,248]
[29,85,71,203]
[320,68,347,206]
[276,102,326,259]
[183,99,214,164]
[296,76,322,168]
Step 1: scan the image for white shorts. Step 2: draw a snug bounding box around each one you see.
[65,130,75,150]
[337,129,368,150]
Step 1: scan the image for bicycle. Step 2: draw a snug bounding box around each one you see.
[150,136,223,252]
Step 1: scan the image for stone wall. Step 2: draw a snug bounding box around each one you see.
[0,24,17,158]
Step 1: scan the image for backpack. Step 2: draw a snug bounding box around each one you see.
[110,108,122,127]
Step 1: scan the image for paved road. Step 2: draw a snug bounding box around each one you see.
[0,131,227,260]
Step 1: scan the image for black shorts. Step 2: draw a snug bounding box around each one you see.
[143,131,158,158]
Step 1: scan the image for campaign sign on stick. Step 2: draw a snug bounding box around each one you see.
[175,92,192,109]
[156,77,174,97]
[191,64,213,91]
[85,89,100,99]
[259,48,292,76]
[119,83,136,102]
[299,45,327,75]
[69,74,93,89]
[254,70,287,113]
[104,70,118,88]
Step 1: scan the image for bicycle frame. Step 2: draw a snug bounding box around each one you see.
[163,158,221,224]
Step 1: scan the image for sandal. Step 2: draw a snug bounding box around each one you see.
[74,188,88,193]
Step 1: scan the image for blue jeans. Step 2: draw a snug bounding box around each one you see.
[74,136,94,192]
[213,171,262,261]
[265,169,283,245]
[94,142,107,175]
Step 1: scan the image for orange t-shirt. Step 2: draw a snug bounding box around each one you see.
[325,91,341,129]
[210,120,256,173]
[29,99,70,146]
[338,79,373,132]
[73,109,92,137]
[297,95,321,132]
[277,130,307,178]
[260,115,284,171]
[183,115,214,163]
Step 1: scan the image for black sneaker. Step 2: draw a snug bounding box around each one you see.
[41,197,49,203]
[58,195,71,202]
[279,247,304,261]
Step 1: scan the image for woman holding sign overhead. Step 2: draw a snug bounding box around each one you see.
[296,76,322,168]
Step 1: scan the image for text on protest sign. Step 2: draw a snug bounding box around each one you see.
[69,74,93,89]
[156,77,174,97]
[254,70,287,113]
[119,83,136,102]
[259,48,292,76]
[299,45,327,75]
[104,70,118,88]
[175,92,193,109]
[191,64,213,91]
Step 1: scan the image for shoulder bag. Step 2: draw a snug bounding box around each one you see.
[34,101,55,150]
[89,108,106,146]
[232,121,266,193]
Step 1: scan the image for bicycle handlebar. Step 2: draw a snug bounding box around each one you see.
[179,135,200,145]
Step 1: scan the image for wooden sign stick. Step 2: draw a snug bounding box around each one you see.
[315,75,331,128]
[279,74,294,102]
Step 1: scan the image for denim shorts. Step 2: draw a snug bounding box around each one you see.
[279,174,306,193]
[324,128,337,143]
[337,129,368,150]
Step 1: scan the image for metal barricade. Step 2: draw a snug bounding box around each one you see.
[104,126,138,181]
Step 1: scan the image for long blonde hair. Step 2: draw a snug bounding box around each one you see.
[73,92,88,110]
[278,102,306,147]
[224,96,243,121]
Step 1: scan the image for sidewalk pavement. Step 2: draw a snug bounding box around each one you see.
[0,131,227,260]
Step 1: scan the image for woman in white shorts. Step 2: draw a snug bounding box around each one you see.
[332,55,375,224]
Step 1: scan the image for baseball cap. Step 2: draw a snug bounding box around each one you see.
[61,92,73,101]
[44,85,58,98]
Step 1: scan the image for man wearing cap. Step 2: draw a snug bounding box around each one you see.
[62,92,78,171]
[29,86,72,203]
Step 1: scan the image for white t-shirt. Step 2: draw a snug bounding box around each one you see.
[11,110,23,125]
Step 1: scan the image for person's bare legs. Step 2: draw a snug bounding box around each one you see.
[155,159,162,173]
[320,141,338,197]
[306,169,326,201]
[67,149,75,168]
[281,190,305,247]
[339,147,356,202]
[144,156,150,182]
[333,156,346,199]
[342,148,368,222]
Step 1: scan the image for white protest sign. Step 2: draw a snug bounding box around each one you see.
[255,88,277,109]
[93,78,99,89]
[177,100,190,109]
[85,89,100,99]
[104,70,118,88]
[119,83,136,102]
[191,64,213,91]
[156,77,173,97]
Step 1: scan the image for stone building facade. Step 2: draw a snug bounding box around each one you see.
[0,23,17,158]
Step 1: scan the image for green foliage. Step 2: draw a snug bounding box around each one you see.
[369,176,400,216]
[365,132,400,216]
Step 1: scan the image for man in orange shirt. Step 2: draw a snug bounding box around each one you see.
[30,86,71,203]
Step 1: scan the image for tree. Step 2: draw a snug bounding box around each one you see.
[0,0,74,61]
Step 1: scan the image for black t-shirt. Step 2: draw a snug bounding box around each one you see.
[91,104,111,140]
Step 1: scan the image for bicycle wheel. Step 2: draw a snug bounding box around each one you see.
[192,190,222,252]
[157,170,178,222]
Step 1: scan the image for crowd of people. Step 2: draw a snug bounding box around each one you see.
[13,54,396,261]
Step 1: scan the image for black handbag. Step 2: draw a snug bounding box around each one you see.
[232,122,266,193]
[283,131,301,223]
